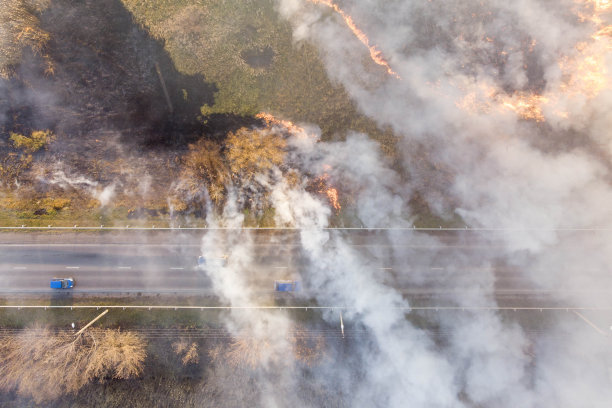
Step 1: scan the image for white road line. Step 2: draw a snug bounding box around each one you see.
[117,266,132,270]
[170,267,184,270]
[65,266,80,269]
[12,266,26,270]
[430,267,444,270]
[272,266,288,269]
[379,267,393,270]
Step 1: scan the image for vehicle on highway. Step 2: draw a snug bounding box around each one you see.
[197,255,228,269]
[274,280,301,292]
[50,277,75,289]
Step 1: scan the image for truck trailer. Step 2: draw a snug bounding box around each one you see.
[274,280,301,292]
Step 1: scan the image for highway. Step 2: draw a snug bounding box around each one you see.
[0,230,608,306]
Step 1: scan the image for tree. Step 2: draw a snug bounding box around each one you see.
[0,326,147,404]
[180,139,229,205]
[226,127,286,180]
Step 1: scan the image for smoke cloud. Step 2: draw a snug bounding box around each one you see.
[199,0,612,406]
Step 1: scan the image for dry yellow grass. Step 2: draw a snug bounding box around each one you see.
[210,327,326,369]
[0,0,51,78]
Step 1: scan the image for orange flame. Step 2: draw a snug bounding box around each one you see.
[256,112,306,135]
[455,0,610,123]
[309,0,400,78]
[326,187,341,210]
[500,93,548,122]
[593,0,611,11]
[312,172,341,211]
[561,1,611,97]
[592,25,612,42]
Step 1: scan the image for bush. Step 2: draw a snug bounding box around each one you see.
[10,130,55,153]
[42,197,71,211]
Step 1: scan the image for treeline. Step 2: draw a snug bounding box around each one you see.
[0,326,146,403]
[0,324,328,405]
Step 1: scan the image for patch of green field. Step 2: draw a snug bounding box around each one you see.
[120,0,397,147]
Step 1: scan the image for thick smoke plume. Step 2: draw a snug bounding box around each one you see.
[200,0,612,406]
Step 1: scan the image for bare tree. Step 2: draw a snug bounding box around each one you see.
[175,139,230,206]
[0,326,146,404]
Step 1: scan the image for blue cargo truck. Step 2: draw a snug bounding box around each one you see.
[197,255,228,269]
[50,277,75,289]
[274,280,301,292]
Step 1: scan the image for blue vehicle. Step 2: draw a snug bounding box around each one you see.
[50,277,75,289]
[197,255,228,269]
[274,280,301,292]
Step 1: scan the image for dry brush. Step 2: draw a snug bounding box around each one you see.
[0,326,146,404]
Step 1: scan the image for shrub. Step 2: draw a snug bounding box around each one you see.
[10,130,55,153]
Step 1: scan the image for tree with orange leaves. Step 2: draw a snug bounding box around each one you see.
[226,127,286,180]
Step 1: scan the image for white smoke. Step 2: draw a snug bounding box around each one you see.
[255,0,612,406]
[199,188,305,407]
[45,169,116,206]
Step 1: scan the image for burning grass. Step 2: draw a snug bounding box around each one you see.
[308,0,399,78]
[120,0,396,142]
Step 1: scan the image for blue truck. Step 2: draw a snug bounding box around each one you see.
[50,277,75,289]
[197,255,228,269]
[274,280,301,292]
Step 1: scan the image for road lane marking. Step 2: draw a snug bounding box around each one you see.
[379,267,392,270]
[13,266,27,270]
[430,267,444,270]
[272,266,288,269]
[65,266,80,269]
[117,266,132,270]
[170,267,184,270]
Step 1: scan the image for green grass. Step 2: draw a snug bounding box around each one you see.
[0,294,333,329]
[121,0,398,145]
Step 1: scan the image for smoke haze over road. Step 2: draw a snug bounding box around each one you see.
[194,1,612,406]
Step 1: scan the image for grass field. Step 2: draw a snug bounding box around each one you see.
[0,0,460,229]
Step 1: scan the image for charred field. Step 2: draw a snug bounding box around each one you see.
[1,0,454,229]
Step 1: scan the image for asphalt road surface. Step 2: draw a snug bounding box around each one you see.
[0,229,607,306]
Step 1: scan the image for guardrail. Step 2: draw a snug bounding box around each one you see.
[0,305,610,311]
[0,226,609,231]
